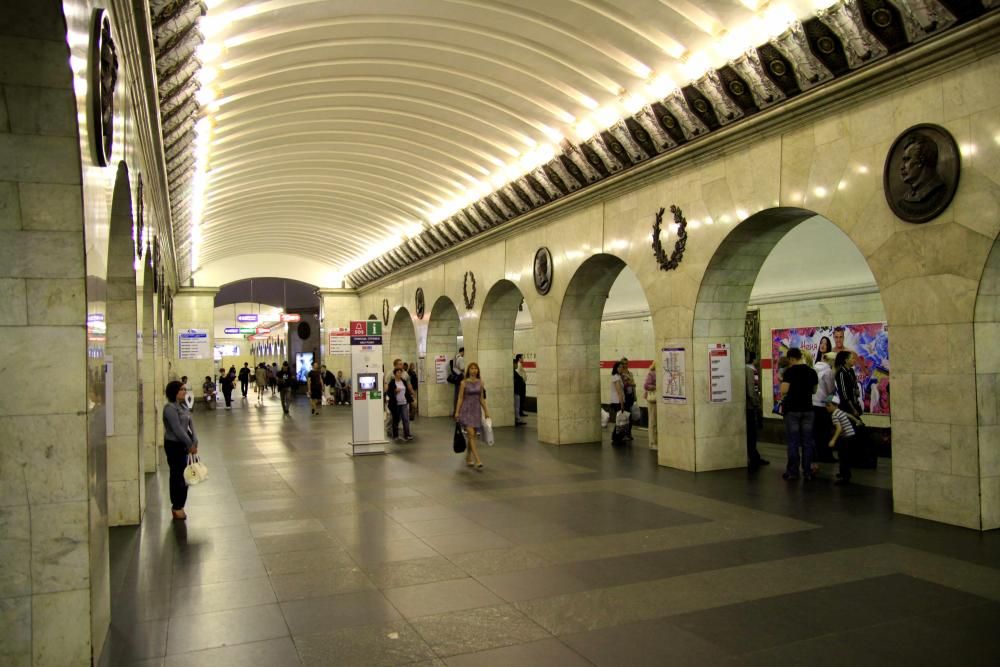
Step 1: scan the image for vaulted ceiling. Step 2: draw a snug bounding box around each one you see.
[149,0,984,288]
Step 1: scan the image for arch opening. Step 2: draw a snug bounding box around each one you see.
[553,254,652,445]
[689,208,890,482]
[974,236,1000,530]
[424,296,463,417]
[478,280,532,428]
[387,306,418,381]
[140,253,157,476]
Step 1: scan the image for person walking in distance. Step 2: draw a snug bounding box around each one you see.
[744,353,769,468]
[277,361,293,415]
[219,366,234,409]
[238,362,250,399]
[307,361,323,415]
[780,348,819,481]
[609,361,631,441]
[515,354,528,417]
[513,358,527,426]
[254,363,267,405]
[825,395,857,485]
[407,362,419,420]
[455,362,490,469]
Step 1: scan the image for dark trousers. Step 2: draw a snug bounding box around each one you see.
[222,386,232,407]
[164,440,190,510]
[746,408,763,464]
[280,387,291,413]
[784,410,815,477]
[812,407,835,462]
[836,436,854,480]
[240,379,249,397]
[389,401,410,438]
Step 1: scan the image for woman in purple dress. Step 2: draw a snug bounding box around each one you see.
[454,362,490,468]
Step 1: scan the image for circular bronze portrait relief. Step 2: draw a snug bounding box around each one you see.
[415,288,425,319]
[883,124,960,224]
[533,247,553,295]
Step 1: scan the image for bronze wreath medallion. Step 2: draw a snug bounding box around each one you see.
[381,298,389,326]
[651,205,688,271]
[463,271,476,309]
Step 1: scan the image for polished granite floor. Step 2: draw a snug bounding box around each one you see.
[105,394,1000,666]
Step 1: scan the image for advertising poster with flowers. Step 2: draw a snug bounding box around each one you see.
[770,322,889,415]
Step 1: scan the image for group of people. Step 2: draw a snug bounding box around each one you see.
[767,333,866,485]
[215,361,295,413]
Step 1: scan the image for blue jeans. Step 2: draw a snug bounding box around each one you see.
[784,410,815,477]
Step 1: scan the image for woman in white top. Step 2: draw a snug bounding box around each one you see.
[812,351,837,467]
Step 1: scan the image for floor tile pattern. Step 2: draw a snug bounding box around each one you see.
[105,396,1000,665]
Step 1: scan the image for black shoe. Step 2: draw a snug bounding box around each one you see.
[782,473,799,481]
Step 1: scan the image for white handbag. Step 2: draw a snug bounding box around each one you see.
[481,409,494,446]
[183,454,209,486]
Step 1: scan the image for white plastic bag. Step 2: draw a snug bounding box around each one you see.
[481,410,494,446]
[630,404,642,424]
[183,454,209,486]
[615,410,630,428]
[601,409,610,428]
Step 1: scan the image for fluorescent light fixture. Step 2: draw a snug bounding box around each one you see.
[761,3,796,38]
[540,125,564,143]
[592,104,620,129]
[645,74,677,99]
[622,93,646,114]
[574,119,597,141]
[195,86,217,106]
[197,41,222,63]
[681,51,712,81]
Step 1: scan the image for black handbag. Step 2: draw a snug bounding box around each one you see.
[453,422,466,453]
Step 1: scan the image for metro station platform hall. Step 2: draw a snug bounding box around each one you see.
[4,1,1000,665]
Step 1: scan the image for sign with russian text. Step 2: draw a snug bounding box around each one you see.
[223,327,241,335]
[178,329,210,360]
[280,313,301,323]
[709,343,732,403]
[661,347,686,404]
[236,314,258,323]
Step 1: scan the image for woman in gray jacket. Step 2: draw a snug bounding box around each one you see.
[163,380,198,520]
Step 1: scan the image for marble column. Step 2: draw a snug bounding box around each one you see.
[319,287,360,375]
[0,2,96,664]
[477,283,521,427]
[172,288,219,405]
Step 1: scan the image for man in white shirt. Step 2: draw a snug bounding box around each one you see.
[454,347,466,375]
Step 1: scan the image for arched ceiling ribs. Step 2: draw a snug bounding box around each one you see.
[224,59,578,122]
[202,190,418,225]
[210,117,512,169]
[205,158,458,204]
[213,92,535,149]
[216,75,568,132]
[202,200,408,232]
[222,37,604,106]
[224,13,627,92]
[566,0,686,58]
[204,174,442,213]
[214,106,517,159]
[209,135,491,186]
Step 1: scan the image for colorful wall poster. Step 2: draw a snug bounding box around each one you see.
[770,322,889,415]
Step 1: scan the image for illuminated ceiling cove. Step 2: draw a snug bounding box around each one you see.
[149,0,984,287]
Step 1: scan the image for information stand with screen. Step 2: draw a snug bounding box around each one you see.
[348,321,388,455]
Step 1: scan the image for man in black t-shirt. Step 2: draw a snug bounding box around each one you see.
[238,362,250,398]
[780,348,819,481]
[277,361,293,415]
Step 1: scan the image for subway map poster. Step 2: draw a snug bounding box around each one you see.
[770,322,889,415]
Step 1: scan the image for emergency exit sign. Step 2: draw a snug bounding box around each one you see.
[350,321,382,336]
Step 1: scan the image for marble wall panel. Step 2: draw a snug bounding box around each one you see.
[30,500,88,594]
[0,278,27,324]
[0,507,30,599]
[0,595,31,666]
[32,588,90,667]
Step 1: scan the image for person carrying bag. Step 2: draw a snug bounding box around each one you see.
[162,380,201,520]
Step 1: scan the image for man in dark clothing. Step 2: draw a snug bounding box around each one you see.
[780,348,819,481]
[238,362,250,398]
[277,361,293,415]
[744,352,769,468]
[513,358,527,426]
[219,367,235,409]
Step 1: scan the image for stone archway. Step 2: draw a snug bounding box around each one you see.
[387,306,418,376]
[106,161,143,526]
[478,280,529,427]
[975,237,1000,531]
[425,296,462,416]
[552,254,653,444]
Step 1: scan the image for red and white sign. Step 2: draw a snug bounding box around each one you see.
[256,326,270,334]
[329,327,350,355]
[708,343,732,404]
[280,313,301,323]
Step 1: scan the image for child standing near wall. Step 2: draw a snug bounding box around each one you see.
[826,395,856,486]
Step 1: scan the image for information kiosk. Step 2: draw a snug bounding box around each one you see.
[348,320,388,455]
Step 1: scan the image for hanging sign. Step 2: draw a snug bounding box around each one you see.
[256,326,270,334]
[280,313,301,323]
[236,314,258,323]
[661,346,686,404]
[223,327,241,335]
[178,329,210,359]
[708,343,732,403]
